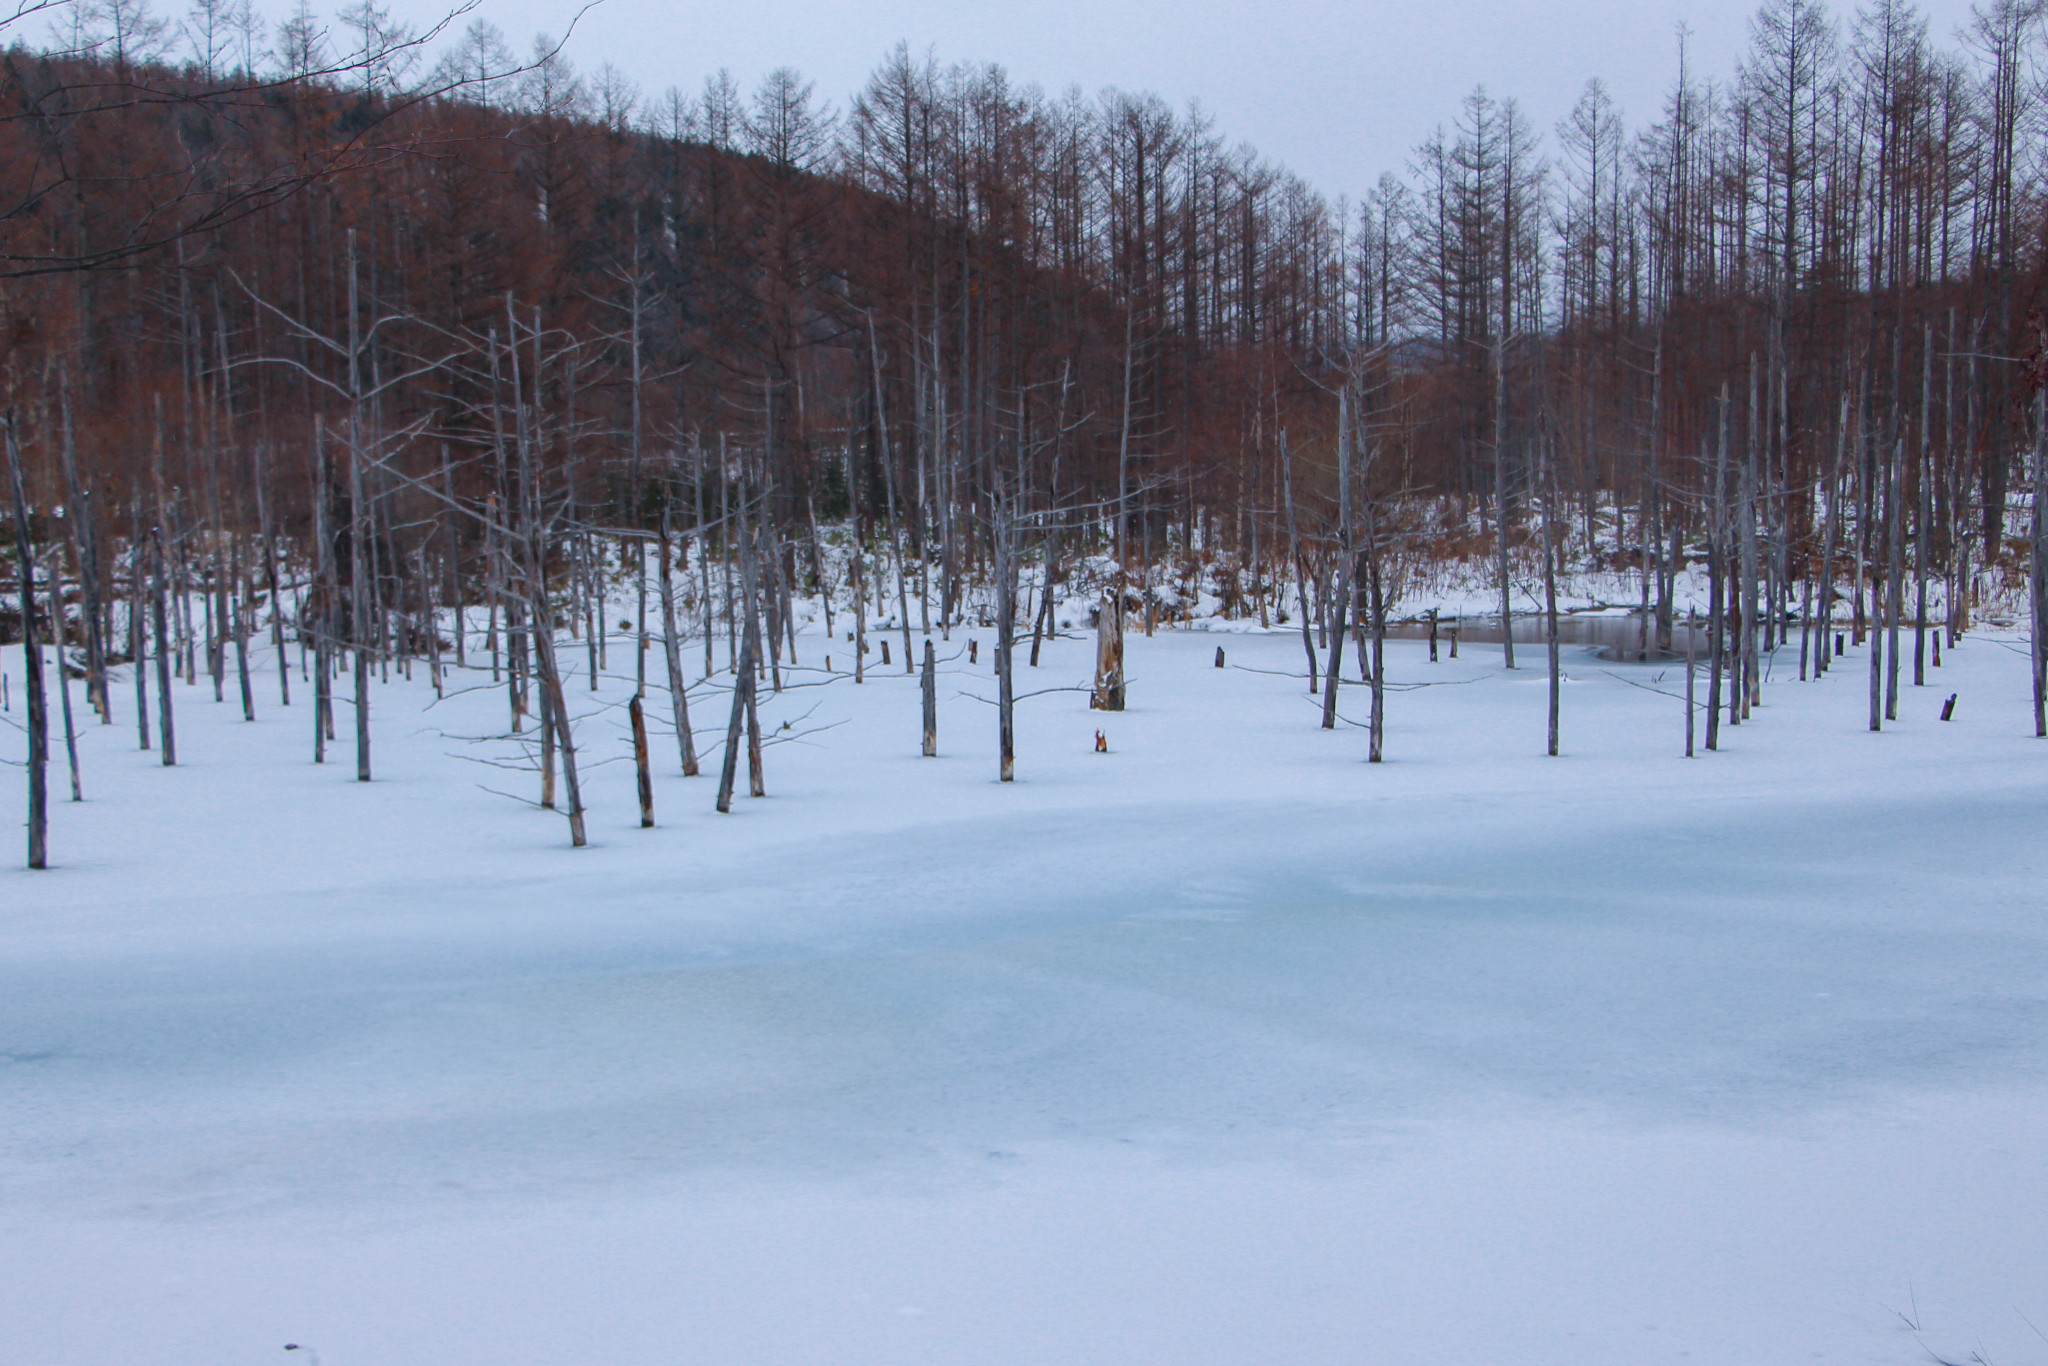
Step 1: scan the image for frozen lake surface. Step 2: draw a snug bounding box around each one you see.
[3,622,2045,1364]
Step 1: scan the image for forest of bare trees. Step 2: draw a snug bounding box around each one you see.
[5,0,2048,862]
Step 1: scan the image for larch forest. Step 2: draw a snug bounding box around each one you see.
[5,0,2048,858]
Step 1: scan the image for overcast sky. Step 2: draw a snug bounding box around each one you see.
[387,0,1988,205]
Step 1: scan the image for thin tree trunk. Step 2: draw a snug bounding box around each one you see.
[443,445,462,673]
[922,637,937,757]
[658,501,699,776]
[152,523,176,767]
[1741,357,1760,717]
[1707,422,1726,753]
[1649,334,1670,652]
[311,433,329,763]
[1818,395,1848,679]
[539,668,556,809]
[997,519,1016,781]
[716,626,753,813]
[52,554,81,802]
[745,627,765,798]
[1915,333,1932,688]
[1886,436,1904,722]
[1320,557,1349,729]
[132,501,150,751]
[257,444,289,706]
[1030,529,1056,667]
[1364,486,1386,763]
[233,532,254,720]
[851,534,867,683]
[630,692,654,827]
[1281,431,1317,690]
[1798,564,1814,681]
[1494,337,1515,670]
[1686,611,1697,757]
[348,397,372,780]
[867,310,917,674]
[1544,431,1561,757]
[533,624,587,846]
[8,421,49,867]
[2033,391,2046,737]
[1870,449,1886,733]
[56,374,108,722]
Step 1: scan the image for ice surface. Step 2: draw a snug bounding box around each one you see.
[3,620,2045,1364]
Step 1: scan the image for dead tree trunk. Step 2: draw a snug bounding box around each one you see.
[1544,430,1561,757]
[1321,557,1350,730]
[1363,492,1387,764]
[1324,387,1355,731]
[346,256,373,783]
[256,444,289,707]
[716,627,753,814]
[1915,328,1932,688]
[630,692,654,827]
[851,534,867,683]
[1707,422,1726,753]
[51,551,80,802]
[1649,334,1671,653]
[1281,432,1317,690]
[996,512,1018,782]
[658,502,699,776]
[1494,338,1516,670]
[56,376,108,722]
[2032,391,2046,737]
[532,622,587,846]
[746,561,766,798]
[922,637,937,756]
[443,446,462,674]
[1818,396,1847,679]
[1886,435,1905,723]
[1686,611,1697,757]
[1869,454,1886,735]
[1741,360,1762,716]
[8,419,48,867]
[233,532,254,720]
[539,669,556,809]
[719,522,768,810]
[129,502,149,750]
[1093,590,1124,711]
[151,522,176,767]
[1030,527,1057,667]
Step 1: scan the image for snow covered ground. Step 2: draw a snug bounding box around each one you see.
[4,616,2047,1365]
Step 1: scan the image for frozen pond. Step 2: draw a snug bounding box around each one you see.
[2,623,2042,1366]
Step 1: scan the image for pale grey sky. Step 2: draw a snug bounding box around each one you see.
[390,0,1989,205]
